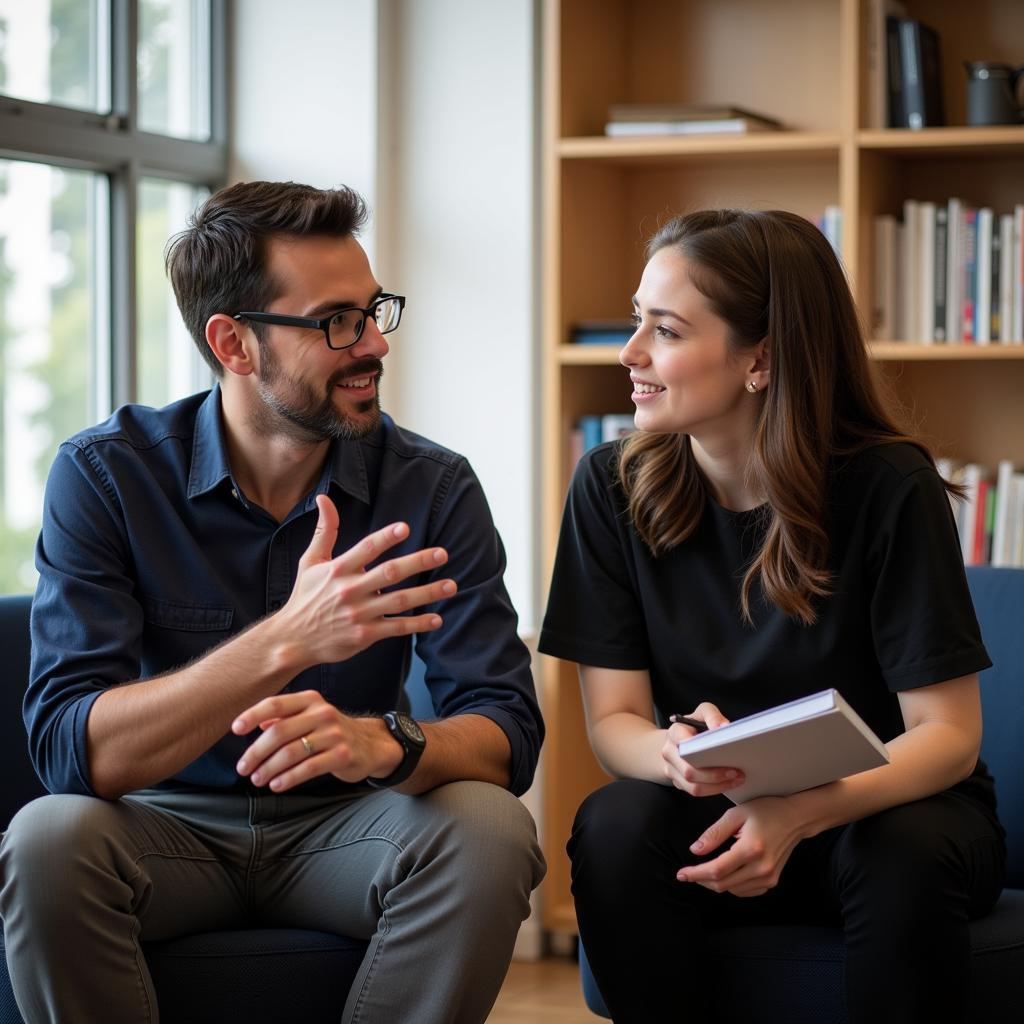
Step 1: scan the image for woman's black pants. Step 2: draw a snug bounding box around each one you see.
[569,779,1005,1024]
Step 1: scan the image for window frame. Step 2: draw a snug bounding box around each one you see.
[0,0,229,409]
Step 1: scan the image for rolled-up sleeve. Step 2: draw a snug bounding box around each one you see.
[27,443,145,796]
[412,457,543,797]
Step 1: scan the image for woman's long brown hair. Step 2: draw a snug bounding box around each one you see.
[617,209,953,625]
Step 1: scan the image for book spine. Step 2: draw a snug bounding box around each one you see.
[600,414,635,444]
[919,201,935,342]
[919,22,945,125]
[960,465,983,565]
[902,199,919,339]
[1015,205,1024,343]
[578,416,603,453]
[868,1,908,129]
[990,219,1002,342]
[873,214,897,340]
[899,20,925,129]
[992,459,1015,567]
[999,214,1014,344]
[961,208,977,343]
[946,198,962,342]
[933,205,948,340]
[886,16,904,127]
[975,208,993,345]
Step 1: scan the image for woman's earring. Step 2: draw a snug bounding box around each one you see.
[746,381,759,393]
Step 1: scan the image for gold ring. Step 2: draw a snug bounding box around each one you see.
[300,734,315,757]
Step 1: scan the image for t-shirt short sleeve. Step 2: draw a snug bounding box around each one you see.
[538,445,650,669]
[865,459,991,691]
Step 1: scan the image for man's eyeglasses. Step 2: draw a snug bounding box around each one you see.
[233,294,406,350]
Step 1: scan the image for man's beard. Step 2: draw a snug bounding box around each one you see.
[253,342,383,443]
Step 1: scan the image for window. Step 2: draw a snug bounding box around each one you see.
[0,1,227,592]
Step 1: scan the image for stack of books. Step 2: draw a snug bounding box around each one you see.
[873,200,1024,343]
[569,413,636,474]
[569,319,634,345]
[604,103,783,138]
[937,459,1024,567]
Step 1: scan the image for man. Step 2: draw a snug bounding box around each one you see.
[0,181,545,1023]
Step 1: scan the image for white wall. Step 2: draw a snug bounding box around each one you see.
[232,0,540,631]
[231,0,381,262]
[377,0,539,630]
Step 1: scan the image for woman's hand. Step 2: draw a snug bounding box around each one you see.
[676,796,808,897]
[661,702,746,797]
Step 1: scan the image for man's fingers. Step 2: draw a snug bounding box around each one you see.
[365,578,456,618]
[299,495,341,568]
[331,521,412,573]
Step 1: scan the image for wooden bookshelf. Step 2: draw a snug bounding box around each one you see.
[539,0,1024,936]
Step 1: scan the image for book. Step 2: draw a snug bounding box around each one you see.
[885,15,905,127]
[1014,205,1024,343]
[998,214,1013,343]
[867,0,908,129]
[676,689,890,804]
[605,117,781,137]
[600,413,635,444]
[991,460,1015,567]
[933,204,948,341]
[961,207,978,342]
[570,319,634,345]
[607,103,781,126]
[873,214,898,340]
[901,199,920,339]
[822,204,842,260]
[578,415,603,453]
[990,217,1002,342]
[946,198,963,342]
[919,200,936,342]
[956,463,987,564]
[897,19,944,129]
[975,208,993,344]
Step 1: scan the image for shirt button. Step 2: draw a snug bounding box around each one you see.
[231,488,239,500]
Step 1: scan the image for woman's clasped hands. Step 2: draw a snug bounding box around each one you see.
[661,701,809,899]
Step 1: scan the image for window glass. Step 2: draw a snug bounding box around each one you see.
[0,0,110,112]
[0,161,107,592]
[138,0,211,140]
[137,178,209,408]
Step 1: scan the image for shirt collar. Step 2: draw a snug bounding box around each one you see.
[187,384,371,506]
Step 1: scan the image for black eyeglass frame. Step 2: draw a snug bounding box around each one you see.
[233,294,406,350]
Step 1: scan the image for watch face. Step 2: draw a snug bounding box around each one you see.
[395,712,425,745]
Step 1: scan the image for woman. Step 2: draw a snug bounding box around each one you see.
[538,210,1005,1023]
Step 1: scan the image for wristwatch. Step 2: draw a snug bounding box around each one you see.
[366,711,427,788]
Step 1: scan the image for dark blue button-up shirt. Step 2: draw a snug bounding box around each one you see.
[27,387,542,797]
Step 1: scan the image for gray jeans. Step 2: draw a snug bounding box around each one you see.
[0,781,545,1023]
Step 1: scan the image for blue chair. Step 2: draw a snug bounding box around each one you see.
[0,592,433,1024]
[580,566,1024,1022]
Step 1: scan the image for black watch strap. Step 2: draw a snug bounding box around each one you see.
[366,711,426,788]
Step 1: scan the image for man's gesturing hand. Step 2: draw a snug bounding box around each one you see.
[278,494,456,670]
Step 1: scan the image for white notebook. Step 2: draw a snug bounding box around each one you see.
[676,688,890,804]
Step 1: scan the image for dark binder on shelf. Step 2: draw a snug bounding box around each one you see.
[885,16,904,127]
[897,18,944,129]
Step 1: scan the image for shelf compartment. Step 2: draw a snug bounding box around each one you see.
[558,0,842,139]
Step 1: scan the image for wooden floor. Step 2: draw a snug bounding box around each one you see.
[488,956,596,1022]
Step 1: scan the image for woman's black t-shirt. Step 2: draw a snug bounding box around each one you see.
[538,441,995,808]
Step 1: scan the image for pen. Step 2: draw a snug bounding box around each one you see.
[669,713,708,733]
